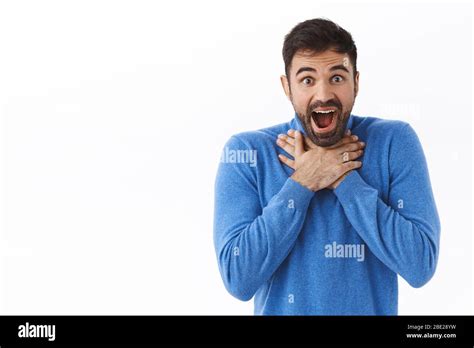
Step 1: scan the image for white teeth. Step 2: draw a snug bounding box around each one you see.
[315,110,335,114]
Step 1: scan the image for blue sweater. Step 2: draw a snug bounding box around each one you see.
[213,114,440,315]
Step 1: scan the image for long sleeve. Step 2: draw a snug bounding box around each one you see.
[333,123,441,288]
[213,136,314,301]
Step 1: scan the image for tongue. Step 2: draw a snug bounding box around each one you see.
[318,113,333,128]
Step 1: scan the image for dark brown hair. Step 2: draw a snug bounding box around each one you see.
[283,18,357,79]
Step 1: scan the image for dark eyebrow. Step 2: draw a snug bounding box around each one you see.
[295,64,350,77]
[295,67,316,77]
[330,64,350,73]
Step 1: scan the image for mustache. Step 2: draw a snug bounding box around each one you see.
[307,99,342,113]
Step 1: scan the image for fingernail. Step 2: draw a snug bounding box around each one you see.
[278,134,285,139]
[352,135,358,140]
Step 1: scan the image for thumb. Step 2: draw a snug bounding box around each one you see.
[295,130,304,156]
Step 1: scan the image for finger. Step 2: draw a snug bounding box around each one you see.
[278,154,295,169]
[287,129,317,150]
[341,149,364,162]
[285,131,315,151]
[345,129,351,136]
[278,134,295,147]
[336,141,365,154]
[294,130,304,156]
[326,134,359,149]
[276,136,296,157]
[337,161,362,177]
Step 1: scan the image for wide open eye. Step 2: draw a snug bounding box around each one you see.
[302,77,313,85]
[332,75,344,83]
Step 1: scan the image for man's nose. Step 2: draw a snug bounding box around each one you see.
[313,81,334,104]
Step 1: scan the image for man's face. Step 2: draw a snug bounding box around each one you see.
[281,49,359,147]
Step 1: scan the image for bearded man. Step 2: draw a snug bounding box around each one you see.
[213,18,440,315]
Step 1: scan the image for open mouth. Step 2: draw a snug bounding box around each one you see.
[311,108,338,133]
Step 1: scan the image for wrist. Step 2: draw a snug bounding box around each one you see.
[291,172,321,192]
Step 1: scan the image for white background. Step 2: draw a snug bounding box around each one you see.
[0,0,472,315]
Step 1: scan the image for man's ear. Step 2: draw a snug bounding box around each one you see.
[280,75,291,100]
[354,71,360,97]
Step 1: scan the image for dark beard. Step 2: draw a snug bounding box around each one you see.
[296,99,351,147]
